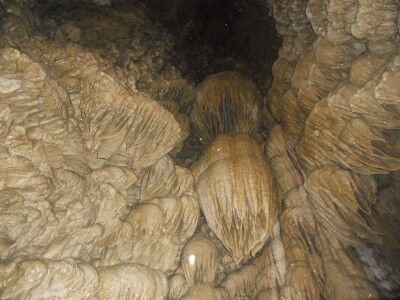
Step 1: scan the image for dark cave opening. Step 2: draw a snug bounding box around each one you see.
[144,0,281,90]
[27,0,280,93]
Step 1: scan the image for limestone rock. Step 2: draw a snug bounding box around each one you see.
[193,134,276,265]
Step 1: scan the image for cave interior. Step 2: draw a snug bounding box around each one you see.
[0,0,399,299]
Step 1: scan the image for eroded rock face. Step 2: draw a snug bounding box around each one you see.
[0,0,400,299]
[0,41,199,298]
[264,0,400,298]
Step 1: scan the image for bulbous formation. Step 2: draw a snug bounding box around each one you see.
[191,71,262,144]
[192,72,276,266]
[181,233,219,286]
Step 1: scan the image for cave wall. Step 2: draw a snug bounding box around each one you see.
[0,0,399,299]
[264,0,400,298]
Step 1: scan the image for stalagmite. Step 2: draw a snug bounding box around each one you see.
[191,72,276,266]
[191,72,262,144]
[193,134,276,265]
[181,234,219,286]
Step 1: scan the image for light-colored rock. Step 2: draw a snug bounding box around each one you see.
[97,263,168,300]
[193,134,276,265]
[191,72,262,145]
[1,0,400,298]
[181,233,219,286]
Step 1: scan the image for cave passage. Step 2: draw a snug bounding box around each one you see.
[144,0,280,86]
[31,0,280,89]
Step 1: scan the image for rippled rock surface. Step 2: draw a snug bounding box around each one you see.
[0,0,399,299]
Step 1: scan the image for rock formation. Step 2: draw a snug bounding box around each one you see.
[0,0,399,299]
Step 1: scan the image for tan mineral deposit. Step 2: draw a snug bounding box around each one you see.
[0,0,399,299]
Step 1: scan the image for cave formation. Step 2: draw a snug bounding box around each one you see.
[0,0,399,299]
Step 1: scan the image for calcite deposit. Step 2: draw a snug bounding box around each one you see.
[0,0,399,299]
